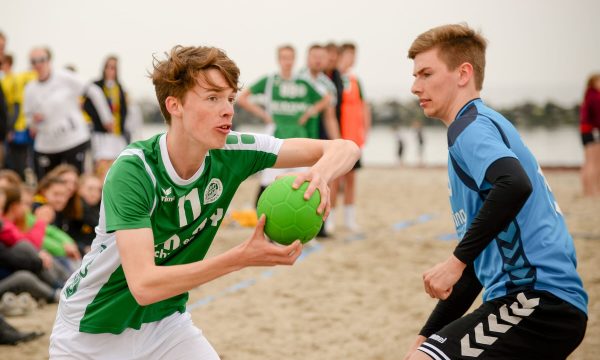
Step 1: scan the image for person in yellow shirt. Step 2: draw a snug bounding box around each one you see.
[0,54,36,180]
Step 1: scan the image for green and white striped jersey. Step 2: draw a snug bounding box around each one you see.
[58,131,283,334]
[250,73,322,139]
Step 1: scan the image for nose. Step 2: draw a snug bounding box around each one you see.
[222,100,234,118]
[411,78,421,95]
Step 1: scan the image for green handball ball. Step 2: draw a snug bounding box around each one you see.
[256,175,323,245]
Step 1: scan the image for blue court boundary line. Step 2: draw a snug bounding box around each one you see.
[188,213,437,311]
[187,242,323,311]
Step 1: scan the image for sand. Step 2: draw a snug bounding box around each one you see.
[3,167,599,360]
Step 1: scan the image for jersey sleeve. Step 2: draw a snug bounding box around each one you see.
[249,76,268,95]
[102,155,155,232]
[221,132,283,178]
[452,118,517,188]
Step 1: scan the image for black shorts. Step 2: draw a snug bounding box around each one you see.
[418,290,587,360]
[581,131,600,146]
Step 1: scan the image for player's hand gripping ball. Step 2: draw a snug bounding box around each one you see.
[256,175,323,245]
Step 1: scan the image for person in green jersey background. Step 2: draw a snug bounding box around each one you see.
[237,45,331,205]
[49,45,360,359]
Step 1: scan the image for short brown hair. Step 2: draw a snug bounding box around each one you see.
[340,43,356,53]
[408,24,487,90]
[585,74,600,91]
[151,46,240,124]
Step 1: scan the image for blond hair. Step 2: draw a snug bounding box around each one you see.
[151,46,240,124]
[408,24,487,90]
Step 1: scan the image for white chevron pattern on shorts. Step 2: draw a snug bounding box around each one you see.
[517,292,540,308]
[487,314,511,333]
[499,304,522,324]
[461,334,484,357]
[460,292,541,358]
[474,323,497,345]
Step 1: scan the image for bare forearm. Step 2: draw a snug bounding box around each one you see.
[129,248,243,305]
[312,139,360,183]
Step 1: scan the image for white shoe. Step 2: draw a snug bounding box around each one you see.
[343,205,360,233]
[324,216,336,234]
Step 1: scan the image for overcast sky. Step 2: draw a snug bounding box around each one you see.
[2,0,599,107]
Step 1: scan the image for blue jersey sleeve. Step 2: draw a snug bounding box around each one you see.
[452,117,517,188]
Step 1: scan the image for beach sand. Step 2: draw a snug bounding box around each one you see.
[3,167,599,359]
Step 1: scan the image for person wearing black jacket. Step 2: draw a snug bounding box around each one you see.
[85,55,128,180]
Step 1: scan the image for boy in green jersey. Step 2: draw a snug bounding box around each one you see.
[49,45,359,359]
[237,45,332,204]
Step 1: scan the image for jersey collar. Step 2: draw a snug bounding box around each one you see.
[455,98,482,120]
[159,133,206,186]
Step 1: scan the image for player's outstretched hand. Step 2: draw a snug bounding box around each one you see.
[422,255,466,300]
[237,215,303,267]
[289,171,331,219]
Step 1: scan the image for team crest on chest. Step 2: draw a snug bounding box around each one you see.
[204,178,223,204]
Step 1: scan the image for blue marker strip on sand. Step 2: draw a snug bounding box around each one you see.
[437,233,459,241]
[392,214,436,231]
[187,242,324,311]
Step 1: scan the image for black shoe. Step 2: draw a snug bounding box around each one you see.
[0,317,43,345]
[316,224,329,238]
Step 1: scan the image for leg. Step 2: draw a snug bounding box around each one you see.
[589,142,600,195]
[417,291,586,360]
[62,141,90,174]
[34,151,60,180]
[0,270,57,302]
[343,170,360,231]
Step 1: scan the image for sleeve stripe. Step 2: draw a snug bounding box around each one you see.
[115,148,158,215]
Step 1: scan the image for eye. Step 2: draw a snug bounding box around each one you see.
[208,96,218,102]
[228,96,236,104]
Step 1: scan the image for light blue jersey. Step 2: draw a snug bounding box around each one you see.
[447,98,587,314]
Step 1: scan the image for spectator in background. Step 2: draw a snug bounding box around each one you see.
[298,44,338,140]
[32,174,81,267]
[329,43,371,233]
[580,73,600,196]
[412,119,425,167]
[86,55,129,180]
[72,173,102,254]
[24,47,112,179]
[0,68,7,169]
[1,54,37,181]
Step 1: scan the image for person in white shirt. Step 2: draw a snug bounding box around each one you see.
[24,47,112,179]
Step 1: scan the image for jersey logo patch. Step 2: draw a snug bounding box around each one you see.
[204,179,223,204]
[161,187,175,202]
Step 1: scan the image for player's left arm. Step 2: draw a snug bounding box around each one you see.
[423,157,532,299]
[273,137,360,216]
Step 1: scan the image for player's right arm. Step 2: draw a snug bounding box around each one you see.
[108,153,302,306]
[117,215,301,306]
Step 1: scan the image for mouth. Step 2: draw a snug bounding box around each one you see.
[216,124,232,134]
[419,99,431,107]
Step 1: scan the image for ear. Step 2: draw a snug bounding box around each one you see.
[457,62,474,87]
[165,96,182,118]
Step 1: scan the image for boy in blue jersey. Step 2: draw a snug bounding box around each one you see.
[403,24,588,360]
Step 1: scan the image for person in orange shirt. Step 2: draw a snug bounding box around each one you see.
[328,43,371,233]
